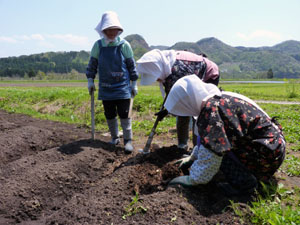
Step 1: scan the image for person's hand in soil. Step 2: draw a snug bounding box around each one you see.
[174,155,195,170]
[168,175,196,187]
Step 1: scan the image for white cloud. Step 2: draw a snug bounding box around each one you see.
[37,41,55,48]
[13,34,45,42]
[0,33,92,57]
[232,29,296,47]
[31,34,45,41]
[236,30,283,42]
[46,34,90,46]
[18,35,31,41]
[0,36,18,43]
[3,34,45,42]
[0,33,89,46]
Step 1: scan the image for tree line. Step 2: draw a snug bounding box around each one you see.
[0,51,90,78]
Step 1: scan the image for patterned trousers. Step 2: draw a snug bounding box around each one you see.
[220,153,257,190]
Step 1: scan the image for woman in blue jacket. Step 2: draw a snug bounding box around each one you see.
[86,11,138,153]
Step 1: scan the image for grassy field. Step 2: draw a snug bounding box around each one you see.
[0,82,299,150]
[219,81,300,101]
[0,81,300,224]
[1,81,299,142]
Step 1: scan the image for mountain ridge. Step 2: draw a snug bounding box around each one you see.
[1,35,300,79]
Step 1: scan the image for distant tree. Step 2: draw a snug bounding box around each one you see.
[267,68,274,79]
[36,70,46,80]
[24,73,29,79]
[70,69,80,79]
[28,69,36,78]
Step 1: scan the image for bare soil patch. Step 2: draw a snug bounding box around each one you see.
[0,110,299,225]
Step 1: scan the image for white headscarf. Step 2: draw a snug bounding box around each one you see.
[164,75,221,117]
[136,49,176,85]
[95,11,123,41]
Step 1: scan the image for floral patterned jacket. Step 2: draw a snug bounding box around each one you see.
[196,94,286,180]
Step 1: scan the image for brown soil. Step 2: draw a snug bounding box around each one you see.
[0,110,299,225]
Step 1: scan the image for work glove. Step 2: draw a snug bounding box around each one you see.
[130,80,138,97]
[155,109,168,121]
[88,78,96,95]
[169,175,196,187]
[174,155,195,170]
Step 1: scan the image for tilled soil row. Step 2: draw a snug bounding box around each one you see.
[0,110,248,224]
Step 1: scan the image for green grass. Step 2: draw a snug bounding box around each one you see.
[219,81,300,101]
[281,155,300,176]
[0,87,89,124]
[0,83,299,149]
[259,104,300,151]
[1,83,299,144]
[231,183,300,225]
[0,85,174,133]
[0,82,300,224]
[0,80,87,83]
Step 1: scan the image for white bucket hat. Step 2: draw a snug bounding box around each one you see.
[95,11,123,39]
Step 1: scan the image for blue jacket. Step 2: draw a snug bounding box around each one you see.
[86,38,138,100]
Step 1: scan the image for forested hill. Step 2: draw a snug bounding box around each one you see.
[167,38,300,78]
[1,34,300,79]
[0,51,90,77]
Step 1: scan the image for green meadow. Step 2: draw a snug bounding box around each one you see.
[219,81,300,101]
[1,81,299,142]
[0,80,300,224]
[0,81,299,151]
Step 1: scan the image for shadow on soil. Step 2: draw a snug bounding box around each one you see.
[57,138,125,155]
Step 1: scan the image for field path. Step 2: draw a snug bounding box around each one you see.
[255,100,300,105]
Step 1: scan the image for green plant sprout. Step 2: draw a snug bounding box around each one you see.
[122,191,147,220]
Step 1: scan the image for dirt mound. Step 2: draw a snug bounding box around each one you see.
[0,110,267,224]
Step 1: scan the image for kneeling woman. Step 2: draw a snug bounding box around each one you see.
[165,75,285,195]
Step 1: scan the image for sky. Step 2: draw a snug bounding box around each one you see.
[0,0,299,58]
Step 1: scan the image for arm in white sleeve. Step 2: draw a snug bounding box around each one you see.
[189,145,222,184]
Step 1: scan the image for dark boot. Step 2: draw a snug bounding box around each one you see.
[106,118,120,146]
[121,118,134,153]
[177,116,190,151]
[217,178,258,197]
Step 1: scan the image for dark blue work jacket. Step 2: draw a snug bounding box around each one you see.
[97,40,131,100]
